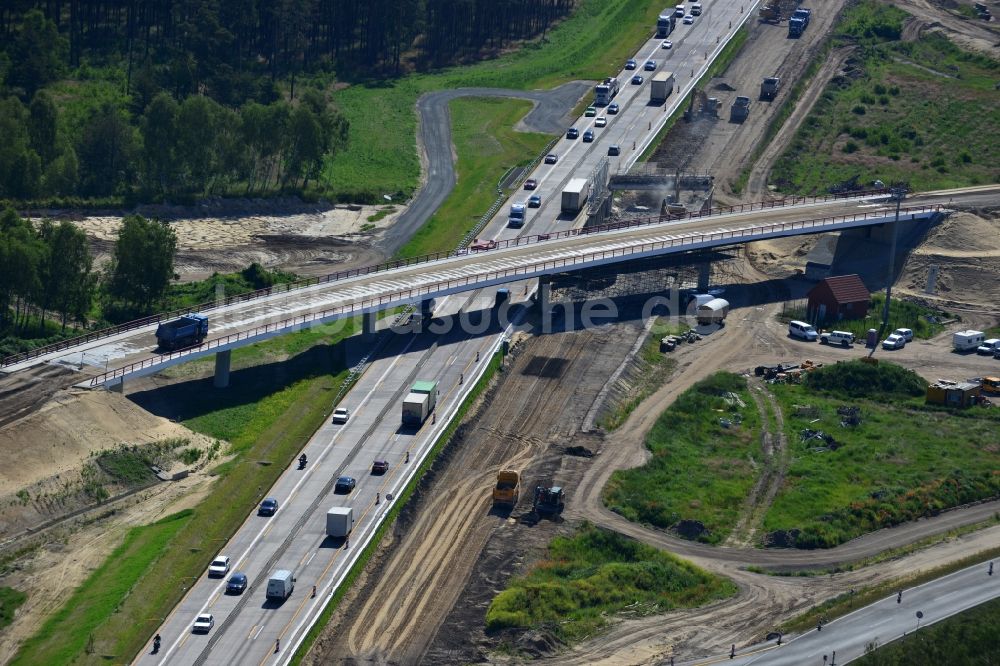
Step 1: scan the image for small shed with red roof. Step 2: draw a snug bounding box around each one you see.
[807,274,870,322]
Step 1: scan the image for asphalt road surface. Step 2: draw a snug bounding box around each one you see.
[706,560,1000,665]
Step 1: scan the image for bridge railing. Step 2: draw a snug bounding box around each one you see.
[5,188,898,369]
[87,204,938,387]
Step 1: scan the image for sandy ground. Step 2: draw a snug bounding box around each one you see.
[37,201,399,281]
[893,0,1000,56]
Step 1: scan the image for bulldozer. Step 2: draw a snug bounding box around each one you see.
[533,486,565,516]
[759,3,781,23]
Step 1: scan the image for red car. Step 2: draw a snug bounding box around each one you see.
[524,178,538,190]
[471,239,498,252]
[372,459,389,474]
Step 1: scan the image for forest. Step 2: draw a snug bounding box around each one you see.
[0,1,573,205]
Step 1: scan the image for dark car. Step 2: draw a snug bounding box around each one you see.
[631,74,643,85]
[625,58,637,70]
[528,194,542,208]
[544,153,558,164]
[608,144,621,156]
[335,476,356,494]
[524,178,537,190]
[372,459,389,474]
[582,129,594,142]
[566,127,579,139]
[644,59,657,71]
[258,497,278,516]
[607,102,620,114]
[226,572,248,594]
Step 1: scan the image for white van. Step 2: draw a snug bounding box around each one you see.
[674,4,686,17]
[691,3,703,16]
[789,320,818,341]
[266,569,294,601]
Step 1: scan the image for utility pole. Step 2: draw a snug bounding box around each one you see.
[879,186,907,339]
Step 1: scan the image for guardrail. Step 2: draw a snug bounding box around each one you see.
[1,188,901,370]
[88,204,938,387]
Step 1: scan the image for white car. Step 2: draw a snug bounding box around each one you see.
[332,407,350,424]
[594,116,607,127]
[977,339,1000,355]
[893,327,914,342]
[192,613,215,633]
[882,334,906,350]
[683,14,694,24]
[661,40,673,49]
[208,555,230,577]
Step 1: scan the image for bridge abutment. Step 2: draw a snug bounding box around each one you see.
[214,350,231,388]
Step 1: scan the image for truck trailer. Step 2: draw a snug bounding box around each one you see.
[594,77,620,106]
[656,12,675,37]
[953,330,985,351]
[696,298,730,326]
[561,178,591,215]
[155,313,208,351]
[402,380,438,425]
[650,71,675,103]
[326,507,353,538]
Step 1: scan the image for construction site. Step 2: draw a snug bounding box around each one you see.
[1,1,999,664]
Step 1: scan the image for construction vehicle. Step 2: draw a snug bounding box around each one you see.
[561,178,591,214]
[402,380,438,426]
[760,76,781,101]
[155,313,208,351]
[650,71,676,103]
[492,470,520,507]
[656,11,676,37]
[595,77,620,106]
[788,8,811,37]
[759,2,781,23]
[730,96,751,122]
[533,486,565,516]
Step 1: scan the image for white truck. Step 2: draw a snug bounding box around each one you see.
[561,178,590,215]
[507,202,526,228]
[650,71,675,103]
[266,569,294,600]
[595,77,619,106]
[953,330,985,351]
[402,380,438,425]
[696,298,730,325]
[326,507,354,538]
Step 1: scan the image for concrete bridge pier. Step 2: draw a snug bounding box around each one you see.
[697,263,711,292]
[363,311,379,337]
[537,275,552,316]
[109,378,125,393]
[214,350,231,388]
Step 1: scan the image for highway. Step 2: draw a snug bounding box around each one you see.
[134,4,774,663]
[704,560,1000,665]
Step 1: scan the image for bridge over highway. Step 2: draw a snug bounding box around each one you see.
[1,190,956,388]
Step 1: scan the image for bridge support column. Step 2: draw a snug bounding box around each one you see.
[697,263,711,292]
[109,379,124,394]
[214,350,231,388]
[363,311,378,337]
[537,275,552,317]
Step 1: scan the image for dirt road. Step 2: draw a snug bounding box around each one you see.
[893,0,1000,55]
[306,315,645,665]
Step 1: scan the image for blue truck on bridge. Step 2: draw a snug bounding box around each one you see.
[155,313,208,351]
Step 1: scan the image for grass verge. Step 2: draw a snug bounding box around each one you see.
[11,510,193,665]
[778,544,1000,635]
[485,522,736,644]
[761,362,1000,549]
[602,372,762,544]
[397,98,550,258]
[597,317,686,431]
[0,586,27,630]
[853,595,1000,664]
[290,350,503,664]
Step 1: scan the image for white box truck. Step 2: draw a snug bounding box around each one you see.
[696,298,730,325]
[326,507,353,538]
[266,569,294,600]
[402,380,438,425]
[953,330,984,351]
[561,178,590,215]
